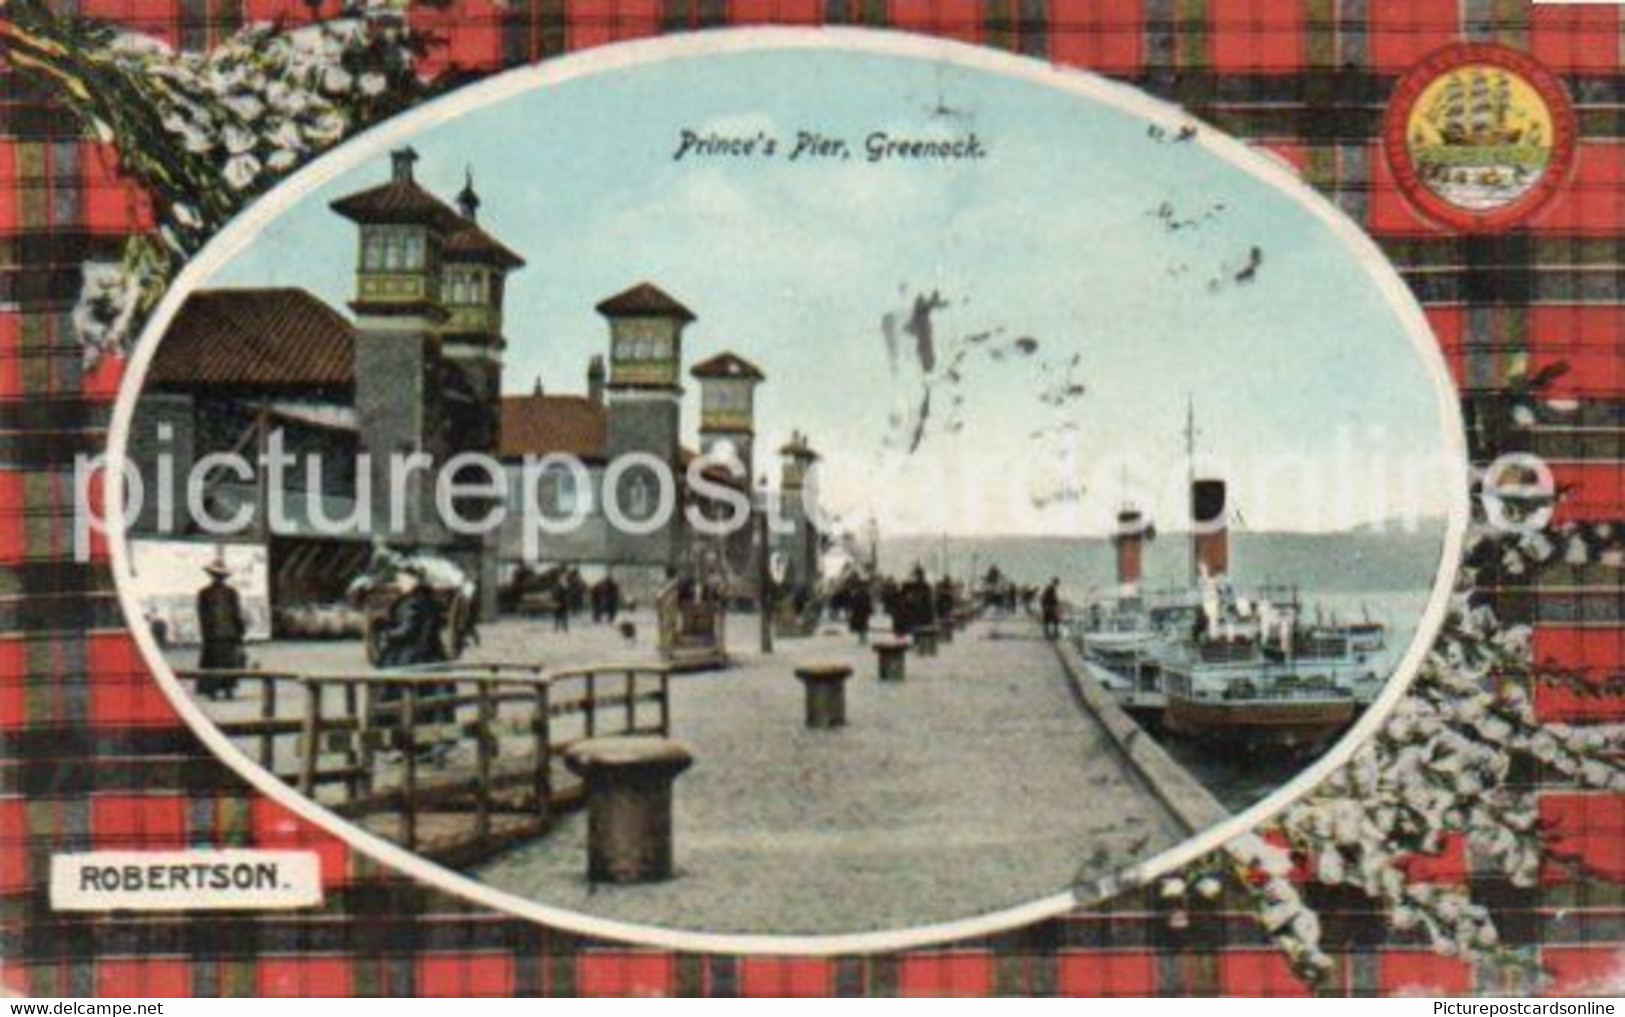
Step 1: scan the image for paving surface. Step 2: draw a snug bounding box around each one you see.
[174,611,1190,936]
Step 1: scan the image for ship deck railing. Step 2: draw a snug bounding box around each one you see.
[1179,684,1358,704]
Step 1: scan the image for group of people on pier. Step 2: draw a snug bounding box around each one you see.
[505,565,627,634]
[190,550,1069,702]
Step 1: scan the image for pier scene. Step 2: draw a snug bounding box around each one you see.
[119,48,1459,938]
[168,606,1205,933]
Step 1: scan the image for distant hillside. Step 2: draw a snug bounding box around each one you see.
[879,526,1448,594]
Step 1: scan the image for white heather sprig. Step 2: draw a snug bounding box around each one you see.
[28,4,431,362]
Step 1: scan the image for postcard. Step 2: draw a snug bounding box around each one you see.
[2,0,1622,999]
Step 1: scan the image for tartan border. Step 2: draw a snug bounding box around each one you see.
[0,0,1621,997]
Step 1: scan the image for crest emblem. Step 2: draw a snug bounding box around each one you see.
[1384,43,1576,231]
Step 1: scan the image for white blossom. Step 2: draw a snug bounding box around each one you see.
[222,124,256,155]
[220,92,266,123]
[321,66,354,95]
[63,12,424,360]
[223,153,262,191]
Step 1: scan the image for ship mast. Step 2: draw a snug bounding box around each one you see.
[1184,395,1198,586]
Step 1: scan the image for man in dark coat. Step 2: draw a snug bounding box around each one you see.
[848,582,874,644]
[377,567,447,668]
[552,582,571,633]
[196,559,245,700]
[1040,577,1062,639]
[882,577,906,636]
[376,566,453,755]
[590,578,607,624]
[566,568,587,616]
[902,566,933,636]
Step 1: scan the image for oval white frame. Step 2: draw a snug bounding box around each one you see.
[106,26,1471,956]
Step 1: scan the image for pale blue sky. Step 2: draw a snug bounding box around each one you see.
[204,47,1456,537]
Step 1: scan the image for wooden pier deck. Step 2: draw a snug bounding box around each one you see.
[176,612,1229,934]
[177,662,670,868]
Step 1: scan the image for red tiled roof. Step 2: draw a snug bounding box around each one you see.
[147,289,354,389]
[329,179,465,229]
[595,282,696,322]
[445,222,525,269]
[333,178,522,269]
[499,394,607,460]
[690,352,765,381]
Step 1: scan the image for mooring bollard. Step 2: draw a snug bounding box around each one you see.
[914,624,939,657]
[794,664,853,729]
[564,736,693,884]
[873,639,909,682]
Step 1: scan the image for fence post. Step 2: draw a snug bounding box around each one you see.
[359,681,377,795]
[259,675,277,771]
[475,680,494,842]
[625,670,637,733]
[343,682,361,801]
[533,683,553,823]
[298,679,322,797]
[585,671,597,738]
[402,683,419,852]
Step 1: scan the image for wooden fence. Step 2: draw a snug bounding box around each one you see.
[174,663,671,867]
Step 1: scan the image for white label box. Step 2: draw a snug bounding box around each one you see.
[50,850,323,911]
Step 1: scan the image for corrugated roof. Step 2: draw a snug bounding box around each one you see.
[595,282,696,322]
[147,289,354,390]
[690,352,765,381]
[499,394,607,460]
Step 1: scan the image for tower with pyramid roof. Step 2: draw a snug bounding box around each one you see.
[595,282,695,591]
[330,148,523,612]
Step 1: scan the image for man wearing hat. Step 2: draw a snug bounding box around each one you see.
[377,564,447,669]
[196,557,246,700]
[376,563,453,760]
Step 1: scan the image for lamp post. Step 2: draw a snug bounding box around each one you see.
[866,516,880,577]
[755,479,773,655]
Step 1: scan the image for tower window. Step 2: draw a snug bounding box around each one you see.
[447,271,479,306]
[705,384,746,411]
[402,233,425,269]
[616,324,672,364]
[361,228,426,272]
